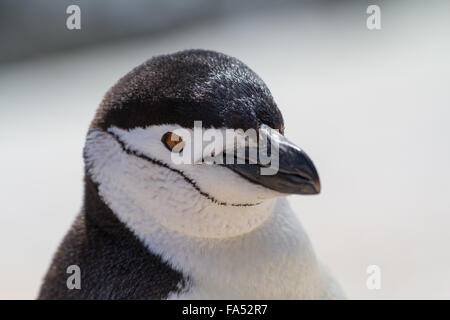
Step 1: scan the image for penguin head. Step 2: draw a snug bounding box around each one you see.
[84,50,320,238]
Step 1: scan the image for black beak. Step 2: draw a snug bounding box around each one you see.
[223,126,321,195]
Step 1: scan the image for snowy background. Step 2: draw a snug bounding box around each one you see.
[1,0,449,299]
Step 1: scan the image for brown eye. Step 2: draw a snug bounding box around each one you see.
[162,132,184,153]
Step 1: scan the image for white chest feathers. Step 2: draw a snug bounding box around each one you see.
[166,198,341,300]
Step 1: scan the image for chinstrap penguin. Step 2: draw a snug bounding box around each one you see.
[38,49,344,299]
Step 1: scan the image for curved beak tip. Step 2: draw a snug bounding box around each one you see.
[312,178,321,194]
[222,125,322,196]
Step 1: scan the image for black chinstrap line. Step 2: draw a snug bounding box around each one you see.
[106,130,261,207]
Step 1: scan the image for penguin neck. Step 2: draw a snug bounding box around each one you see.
[136,196,324,299]
[91,164,277,239]
[84,174,325,299]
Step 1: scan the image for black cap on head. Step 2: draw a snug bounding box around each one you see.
[90,49,284,133]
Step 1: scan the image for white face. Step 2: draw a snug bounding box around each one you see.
[84,125,281,238]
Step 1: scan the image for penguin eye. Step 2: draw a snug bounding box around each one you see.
[162,132,184,153]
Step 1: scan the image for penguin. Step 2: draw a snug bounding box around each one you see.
[38,49,344,300]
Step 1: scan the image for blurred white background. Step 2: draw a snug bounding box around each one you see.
[1,1,449,299]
